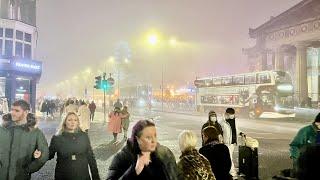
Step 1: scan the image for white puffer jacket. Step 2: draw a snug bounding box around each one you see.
[219,117,241,145]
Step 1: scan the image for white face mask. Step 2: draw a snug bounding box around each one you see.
[228,114,235,119]
[210,116,217,122]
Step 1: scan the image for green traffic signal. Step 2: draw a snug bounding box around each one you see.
[101,80,111,90]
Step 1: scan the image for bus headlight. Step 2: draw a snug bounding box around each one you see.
[277,84,293,92]
[274,105,280,111]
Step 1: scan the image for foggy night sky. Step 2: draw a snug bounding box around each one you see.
[36,0,301,89]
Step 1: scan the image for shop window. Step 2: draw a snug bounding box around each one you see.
[15,42,23,57]
[4,40,13,57]
[5,29,13,38]
[16,30,23,40]
[0,28,3,37]
[24,33,31,43]
[24,44,31,59]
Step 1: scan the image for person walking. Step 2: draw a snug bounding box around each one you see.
[49,112,100,180]
[89,101,96,122]
[108,107,122,143]
[121,106,130,139]
[0,100,49,180]
[78,101,91,133]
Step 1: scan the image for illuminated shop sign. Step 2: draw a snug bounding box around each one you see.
[11,60,42,74]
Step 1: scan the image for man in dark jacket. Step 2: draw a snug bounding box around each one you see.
[201,110,223,145]
[89,101,96,121]
[0,100,49,180]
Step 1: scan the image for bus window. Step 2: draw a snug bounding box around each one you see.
[222,77,233,86]
[273,71,292,84]
[213,78,221,86]
[204,79,213,87]
[245,75,256,84]
[257,73,271,84]
[233,75,244,85]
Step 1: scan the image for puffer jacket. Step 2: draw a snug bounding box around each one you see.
[0,115,49,180]
[107,141,178,180]
[177,148,216,180]
[290,123,318,160]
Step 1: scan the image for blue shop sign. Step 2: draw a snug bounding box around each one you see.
[11,59,42,74]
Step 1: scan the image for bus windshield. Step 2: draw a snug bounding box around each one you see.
[273,71,292,84]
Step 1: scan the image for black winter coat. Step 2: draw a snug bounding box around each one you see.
[199,142,232,180]
[107,141,178,180]
[49,131,100,180]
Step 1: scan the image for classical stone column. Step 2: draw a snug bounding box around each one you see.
[295,43,308,105]
[275,48,284,70]
[261,51,268,71]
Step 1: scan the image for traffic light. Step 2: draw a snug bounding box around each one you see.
[94,76,102,89]
[101,80,111,91]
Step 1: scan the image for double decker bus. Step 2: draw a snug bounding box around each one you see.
[194,71,294,118]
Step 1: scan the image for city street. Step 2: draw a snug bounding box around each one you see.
[31,109,317,180]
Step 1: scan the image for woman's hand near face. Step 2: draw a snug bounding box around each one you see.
[135,152,151,175]
[33,149,42,159]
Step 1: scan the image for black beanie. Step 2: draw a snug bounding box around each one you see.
[315,113,320,122]
[208,110,216,118]
[226,108,235,114]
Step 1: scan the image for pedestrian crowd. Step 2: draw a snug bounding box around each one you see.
[0,99,319,180]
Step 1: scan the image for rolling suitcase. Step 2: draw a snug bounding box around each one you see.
[238,145,259,179]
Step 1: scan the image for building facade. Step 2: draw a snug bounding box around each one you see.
[0,0,41,111]
[244,0,320,106]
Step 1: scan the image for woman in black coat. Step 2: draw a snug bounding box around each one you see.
[106,120,178,180]
[49,112,100,180]
[199,126,232,180]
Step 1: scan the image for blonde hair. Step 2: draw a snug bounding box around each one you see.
[56,112,81,135]
[178,130,198,152]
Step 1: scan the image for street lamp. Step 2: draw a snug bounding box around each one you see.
[146,34,176,112]
[148,34,159,46]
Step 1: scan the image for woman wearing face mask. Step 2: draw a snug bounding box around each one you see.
[49,112,100,180]
[201,110,223,145]
[107,120,178,180]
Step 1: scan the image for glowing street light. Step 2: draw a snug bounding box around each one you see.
[169,37,178,47]
[148,34,159,45]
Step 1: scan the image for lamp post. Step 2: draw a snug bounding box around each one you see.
[147,34,178,112]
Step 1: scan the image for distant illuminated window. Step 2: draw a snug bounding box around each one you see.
[24,44,31,59]
[5,29,13,38]
[25,33,31,43]
[4,40,13,57]
[16,30,23,40]
[15,42,23,57]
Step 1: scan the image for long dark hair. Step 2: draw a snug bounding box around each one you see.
[128,120,155,155]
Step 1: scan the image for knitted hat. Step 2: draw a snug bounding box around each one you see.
[208,110,217,117]
[226,108,235,114]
